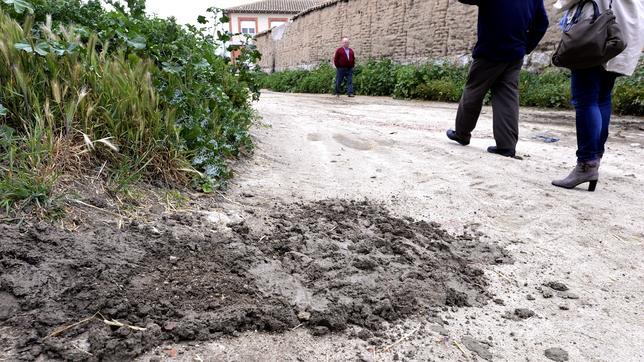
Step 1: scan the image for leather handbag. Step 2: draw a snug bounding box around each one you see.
[552,0,627,69]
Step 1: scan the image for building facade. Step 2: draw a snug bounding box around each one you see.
[226,0,323,38]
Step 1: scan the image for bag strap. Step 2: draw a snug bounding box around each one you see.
[571,0,600,23]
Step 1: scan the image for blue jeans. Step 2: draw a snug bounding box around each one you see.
[571,67,618,162]
[335,67,354,95]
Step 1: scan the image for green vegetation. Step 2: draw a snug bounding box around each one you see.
[260,59,643,116]
[0,0,261,214]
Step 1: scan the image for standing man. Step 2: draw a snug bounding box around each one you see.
[446,0,549,157]
[334,38,356,97]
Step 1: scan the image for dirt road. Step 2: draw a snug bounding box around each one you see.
[142,92,644,361]
[3,92,642,362]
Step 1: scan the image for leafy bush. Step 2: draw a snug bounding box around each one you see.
[261,59,643,117]
[259,64,334,94]
[296,64,335,93]
[520,68,571,109]
[614,62,643,116]
[393,66,421,99]
[354,59,398,96]
[0,0,261,213]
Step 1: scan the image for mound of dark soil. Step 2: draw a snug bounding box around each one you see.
[0,199,510,360]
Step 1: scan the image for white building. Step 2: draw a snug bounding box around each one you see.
[226,0,323,37]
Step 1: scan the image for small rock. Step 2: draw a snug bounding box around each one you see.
[297,311,311,321]
[163,321,178,331]
[514,308,535,319]
[544,281,569,291]
[356,329,373,340]
[545,347,569,361]
[163,348,177,358]
[493,298,505,305]
[542,289,554,299]
[461,336,493,361]
[559,305,570,311]
[430,324,449,336]
[169,256,178,264]
[311,326,329,336]
[558,291,580,300]
[527,294,535,301]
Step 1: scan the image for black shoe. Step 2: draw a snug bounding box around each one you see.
[446,129,470,146]
[487,146,516,158]
[348,94,355,98]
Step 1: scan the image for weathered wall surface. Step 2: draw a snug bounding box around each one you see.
[256,0,562,72]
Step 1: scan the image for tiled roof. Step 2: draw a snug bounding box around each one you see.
[226,0,324,14]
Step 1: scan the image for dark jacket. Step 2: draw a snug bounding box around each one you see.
[334,47,356,68]
[462,0,550,62]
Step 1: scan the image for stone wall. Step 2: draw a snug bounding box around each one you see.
[256,0,562,72]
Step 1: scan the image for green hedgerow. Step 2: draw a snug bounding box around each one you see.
[262,59,643,117]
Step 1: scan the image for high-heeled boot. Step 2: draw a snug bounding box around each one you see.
[552,160,600,192]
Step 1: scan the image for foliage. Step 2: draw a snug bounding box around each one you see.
[261,59,643,116]
[520,68,571,109]
[259,65,334,94]
[613,62,644,116]
[0,0,261,214]
[354,59,399,96]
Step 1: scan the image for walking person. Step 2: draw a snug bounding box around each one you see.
[334,38,355,97]
[552,0,643,191]
[446,0,550,157]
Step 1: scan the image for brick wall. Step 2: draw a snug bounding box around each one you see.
[256,0,563,72]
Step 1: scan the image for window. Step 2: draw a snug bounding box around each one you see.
[269,18,288,29]
[239,19,257,35]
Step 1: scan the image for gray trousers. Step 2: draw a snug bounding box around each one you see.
[455,58,523,150]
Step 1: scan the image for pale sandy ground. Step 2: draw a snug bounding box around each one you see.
[143,91,644,361]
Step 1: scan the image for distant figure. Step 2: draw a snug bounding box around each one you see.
[334,38,356,97]
[550,0,643,191]
[446,0,550,158]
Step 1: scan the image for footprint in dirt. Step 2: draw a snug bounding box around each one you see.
[307,133,323,141]
[332,133,373,151]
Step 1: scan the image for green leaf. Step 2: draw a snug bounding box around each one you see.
[126,35,146,50]
[162,62,183,74]
[33,41,49,56]
[2,0,34,14]
[197,15,207,24]
[0,104,7,117]
[14,42,34,53]
[14,41,49,56]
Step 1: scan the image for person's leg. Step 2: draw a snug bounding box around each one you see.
[597,71,618,159]
[335,68,344,95]
[552,67,603,191]
[347,68,354,95]
[490,59,523,151]
[571,67,603,162]
[454,59,508,142]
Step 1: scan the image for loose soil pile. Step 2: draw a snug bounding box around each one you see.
[0,199,510,360]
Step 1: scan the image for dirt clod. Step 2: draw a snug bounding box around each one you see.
[0,199,509,360]
[544,282,569,291]
[504,308,536,321]
[461,336,493,361]
[544,347,570,361]
[515,308,536,319]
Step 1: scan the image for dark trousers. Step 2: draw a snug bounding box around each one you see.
[571,66,617,162]
[455,58,523,150]
[335,67,354,95]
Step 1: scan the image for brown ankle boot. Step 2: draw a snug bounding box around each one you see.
[552,160,600,192]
